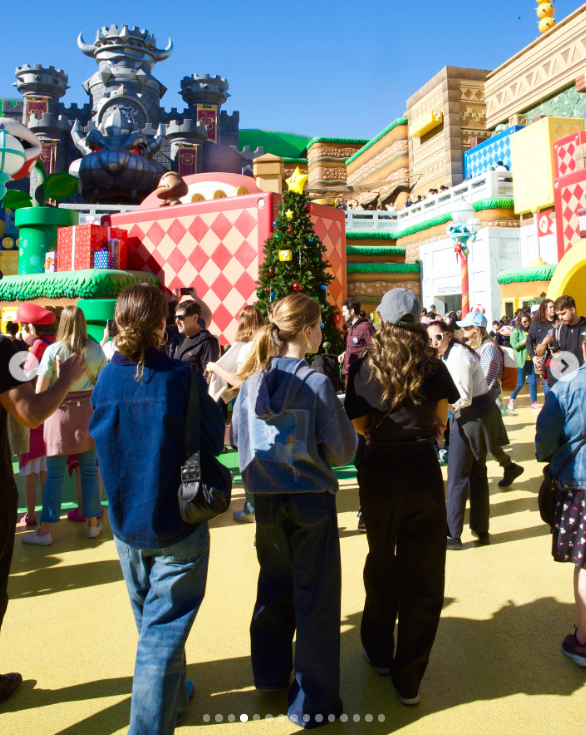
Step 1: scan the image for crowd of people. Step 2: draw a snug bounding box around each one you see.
[0,286,585,732]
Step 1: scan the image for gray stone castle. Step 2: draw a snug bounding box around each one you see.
[2,24,261,202]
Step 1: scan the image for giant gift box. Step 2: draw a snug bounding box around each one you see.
[553,130,586,179]
[110,189,346,346]
[57,224,128,271]
[511,117,584,215]
[553,168,586,261]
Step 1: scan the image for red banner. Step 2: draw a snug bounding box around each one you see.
[40,142,57,174]
[26,97,49,123]
[536,209,554,238]
[197,104,218,144]
[178,146,197,177]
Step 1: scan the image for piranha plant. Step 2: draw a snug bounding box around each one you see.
[2,161,81,275]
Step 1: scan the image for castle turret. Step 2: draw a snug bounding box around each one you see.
[14,65,71,173]
[179,74,230,108]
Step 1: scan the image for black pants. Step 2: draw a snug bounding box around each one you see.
[358,444,446,699]
[447,418,489,539]
[0,479,18,632]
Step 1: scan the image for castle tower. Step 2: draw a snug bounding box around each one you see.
[14,65,71,173]
[77,24,173,129]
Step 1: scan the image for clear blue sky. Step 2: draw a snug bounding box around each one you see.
[1,0,583,141]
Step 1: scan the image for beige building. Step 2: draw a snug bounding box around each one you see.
[407,67,489,197]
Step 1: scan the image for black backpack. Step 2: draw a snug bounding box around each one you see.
[312,355,343,393]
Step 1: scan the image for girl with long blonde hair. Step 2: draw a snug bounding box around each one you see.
[230,293,356,727]
[22,306,107,546]
[345,289,460,706]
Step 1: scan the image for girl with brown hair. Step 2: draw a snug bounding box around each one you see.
[22,306,107,545]
[345,289,459,706]
[89,283,225,734]
[230,293,356,728]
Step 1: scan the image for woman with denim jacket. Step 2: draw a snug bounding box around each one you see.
[536,357,586,668]
[231,293,356,729]
[89,284,225,735]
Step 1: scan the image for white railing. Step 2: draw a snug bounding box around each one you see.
[345,171,513,232]
[3,203,138,232]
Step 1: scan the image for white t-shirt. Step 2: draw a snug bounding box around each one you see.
[38,339,108,392]
[236,340,254,366]
[443,342,488,411]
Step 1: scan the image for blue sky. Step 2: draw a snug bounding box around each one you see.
[1,0,583,141]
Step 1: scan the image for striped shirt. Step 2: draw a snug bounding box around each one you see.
[477,340,503,401]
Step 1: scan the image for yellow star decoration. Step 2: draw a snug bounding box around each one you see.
[285,209,294,219]
[286,167,308,195]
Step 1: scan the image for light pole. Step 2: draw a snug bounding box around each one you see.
[447,199,482,318]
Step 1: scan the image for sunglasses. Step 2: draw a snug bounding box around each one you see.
[430,333,446,343]
[175,314,187,321]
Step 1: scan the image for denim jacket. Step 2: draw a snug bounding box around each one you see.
[535,363,586,490]
[89,349,225,548]
[231,357,356,494]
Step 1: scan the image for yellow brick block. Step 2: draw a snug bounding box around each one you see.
[511,117,584,215]
[0,252,19,276]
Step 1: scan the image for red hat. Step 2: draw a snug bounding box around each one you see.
[16,304,56,325]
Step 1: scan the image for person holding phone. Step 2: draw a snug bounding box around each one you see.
[172,287,212,330]
[538,295,586,388]
[527,299,555,397]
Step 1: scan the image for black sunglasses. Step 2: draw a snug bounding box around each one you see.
[175,314,187,321]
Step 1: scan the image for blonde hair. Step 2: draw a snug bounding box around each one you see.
[466,326,495,351]
[366,321,439,408]
[238,294,321,380]
[235,305,265,343]
[55,306,88,359]
[115,283,168,380]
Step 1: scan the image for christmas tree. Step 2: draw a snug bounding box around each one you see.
[256,168,343,355]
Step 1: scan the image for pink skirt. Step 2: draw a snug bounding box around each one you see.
[43,391,96,457]
[18,425,46,469]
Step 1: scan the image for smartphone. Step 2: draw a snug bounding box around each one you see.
[179,287,193,296]
[547,328,554,337]
[107,318,117,338]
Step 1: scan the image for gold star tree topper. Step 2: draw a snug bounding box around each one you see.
[286,167,308,194]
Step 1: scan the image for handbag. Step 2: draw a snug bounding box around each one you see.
[538,436,586,529]
[178,368,233,524]
[498,346,518,392]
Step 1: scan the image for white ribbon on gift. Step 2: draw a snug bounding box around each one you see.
[72,227,76,269]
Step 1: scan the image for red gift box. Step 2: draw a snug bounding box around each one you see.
[553,168,586,261]
[56,224,128,271]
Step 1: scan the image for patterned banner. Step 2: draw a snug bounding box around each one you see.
[197,104,218,144]
[178,145,197,177]
[25,97,49,123]
[40,141,57,174]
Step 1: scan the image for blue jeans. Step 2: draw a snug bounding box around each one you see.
[252,493,342,728]
[114,524,209,735]
[40,450,101,524]
[511,361,537,403]
[543,381,550,399]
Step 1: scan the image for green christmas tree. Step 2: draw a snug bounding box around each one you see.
[255,170,343,355]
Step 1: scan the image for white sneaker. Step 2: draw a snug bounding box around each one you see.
[87,522,103,539]
[400,693,421,706]
[363,648,391,675]
[22,530,52,546]
[507,399,515,410]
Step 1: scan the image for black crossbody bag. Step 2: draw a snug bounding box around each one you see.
[539,436,586,529]
[178,369,232,524]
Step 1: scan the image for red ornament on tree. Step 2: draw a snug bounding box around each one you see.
[287,228,293,233]
[292,282,303,292]
[264,287,270,292]
[306,204,312,212]
[332,314,340,324]
[269,268,274,274]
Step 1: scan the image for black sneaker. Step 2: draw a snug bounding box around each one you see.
[498,462,525,488]
[447,536,462,550]
[0,672,22,704]
[471,530,491,546]
[562,627,586,667]
[358,517,367,533]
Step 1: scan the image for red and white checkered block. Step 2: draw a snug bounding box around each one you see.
[554,168,586,261]
[554,131,586,179]
[110,194,346,346]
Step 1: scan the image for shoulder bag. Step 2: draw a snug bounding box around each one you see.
[178,368,233,523]
[538,435,586,529]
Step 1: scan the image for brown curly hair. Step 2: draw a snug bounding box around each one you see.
[365,321,440,408]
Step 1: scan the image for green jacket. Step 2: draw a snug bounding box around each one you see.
[510,327,530,368]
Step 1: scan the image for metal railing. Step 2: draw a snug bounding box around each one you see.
[345,171,514,232]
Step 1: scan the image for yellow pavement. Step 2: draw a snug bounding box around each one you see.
[1,397,585,734]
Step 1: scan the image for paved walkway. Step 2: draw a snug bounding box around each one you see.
[1,398,585,734]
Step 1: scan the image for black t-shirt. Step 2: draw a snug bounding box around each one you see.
[345,356,460,446]
[0,336,26,482]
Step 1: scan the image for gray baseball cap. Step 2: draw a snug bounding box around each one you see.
[377,289,422,327]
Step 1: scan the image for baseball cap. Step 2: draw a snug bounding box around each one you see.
[377,289,422,328]
[456,311,488,329]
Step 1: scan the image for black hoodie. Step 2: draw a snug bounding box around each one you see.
[176,329,220,373]
[552,316,586,365]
